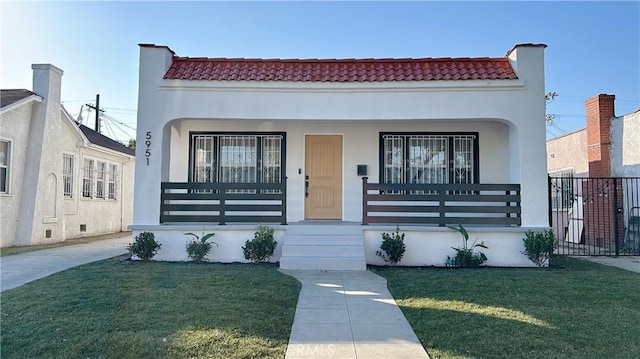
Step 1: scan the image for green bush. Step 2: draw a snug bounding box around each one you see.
[376,226,406,265]
[522,229,556,267]
[242,225,277,263]
[449,224,488,267]
[185,232,217,262]
[127,232,161,261]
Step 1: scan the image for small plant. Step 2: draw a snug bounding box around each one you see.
[127,231,161,261]
[522,229,556,267]
[376,225,406,265]
[242,225,277,263]
[448,224,488,267]
[185,232,217,262]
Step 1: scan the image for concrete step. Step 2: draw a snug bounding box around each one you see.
[279,256,367,270]
[282,244,364,257]
[280,225,366,270]
[283,234,364,246]
[284,225,363,236]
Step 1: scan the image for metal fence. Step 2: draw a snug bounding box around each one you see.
[549,176,640,256]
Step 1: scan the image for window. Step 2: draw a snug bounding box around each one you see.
[0,140,10,193]
[63,154,74,198]
[83,159,94,198]
[82,158,117,200]
[380,133,478,189]
[108,164,117,199]
[190,133,285,192]
[549,168,575,210]
[96,161,106,199]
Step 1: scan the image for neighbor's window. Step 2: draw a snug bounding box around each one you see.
[108,164,117,199]
[191,133,285,192]
[0,140,10,193]
[82,159,94,198]
[96,161,106,199]
[63,154,74,198]
[381,133,478,189]
[549,168,575,210]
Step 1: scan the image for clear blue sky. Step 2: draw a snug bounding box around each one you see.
[2,1,639,143]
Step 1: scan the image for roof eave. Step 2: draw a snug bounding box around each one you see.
[0,94,43,115]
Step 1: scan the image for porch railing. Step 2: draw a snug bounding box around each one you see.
[160,182,286,224]
[362,177,521,226]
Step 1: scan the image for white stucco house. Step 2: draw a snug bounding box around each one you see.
[131,43,549,268]
[0,64,135,248]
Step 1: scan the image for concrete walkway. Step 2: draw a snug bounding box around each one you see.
[0,235,130,292]
[576,256,640,273]
[281,270,429,359]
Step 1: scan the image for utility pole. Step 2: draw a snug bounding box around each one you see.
[85,94,104,133]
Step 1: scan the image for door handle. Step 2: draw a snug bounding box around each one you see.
[305,175,309,198]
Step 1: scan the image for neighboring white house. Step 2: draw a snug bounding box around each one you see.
[0,64,135,248]
[611,108,640,178]
[131,43,549,268]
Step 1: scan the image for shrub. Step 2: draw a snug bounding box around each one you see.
[242,225,277,263]
[522,229,556,267]
[376,226,406,265]
[185,232,217,262]
[127,232,161,261]
[449,224,488,267]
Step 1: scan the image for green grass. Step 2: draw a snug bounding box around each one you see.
[1,258,301,359]
[0,231,131,257]
[372,257,640,359]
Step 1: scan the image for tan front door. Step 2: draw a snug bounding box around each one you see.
[305,135,343,219]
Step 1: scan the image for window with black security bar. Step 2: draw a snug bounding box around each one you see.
[380,133,478,194]
[190,132,285,193]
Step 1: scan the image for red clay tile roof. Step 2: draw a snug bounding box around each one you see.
[163,57,518,82]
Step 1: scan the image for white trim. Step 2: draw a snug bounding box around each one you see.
[158,79,526,93]
[0,94,42,115]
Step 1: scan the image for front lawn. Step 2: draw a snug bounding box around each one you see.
[372,257,640,359]
[1,258,301,358]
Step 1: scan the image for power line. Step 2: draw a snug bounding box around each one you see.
[103,107,137,112]
[100,113,136,140]
[62,99,94,103]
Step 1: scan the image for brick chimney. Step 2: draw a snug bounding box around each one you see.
[586,94,615,177]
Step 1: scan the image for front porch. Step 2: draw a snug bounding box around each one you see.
[131,180,537,267]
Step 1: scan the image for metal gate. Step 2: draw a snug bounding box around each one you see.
[549,176,640,256]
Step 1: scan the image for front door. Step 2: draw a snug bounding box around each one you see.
[305,135,342,219]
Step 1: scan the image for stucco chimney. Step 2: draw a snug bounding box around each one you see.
[586,94,615,177]
[15,64,65,246]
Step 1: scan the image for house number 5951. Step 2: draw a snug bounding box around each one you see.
[145,131,151,166]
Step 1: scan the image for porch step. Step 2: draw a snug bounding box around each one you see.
[280,256,366,270]
[279,225,366,270]
[282,244,364,257]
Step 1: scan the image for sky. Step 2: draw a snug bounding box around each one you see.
[1,1,639,143]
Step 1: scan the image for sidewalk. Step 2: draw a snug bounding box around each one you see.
[0,234,131,292]
[281,270,429,359]
[575,256,640,273]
